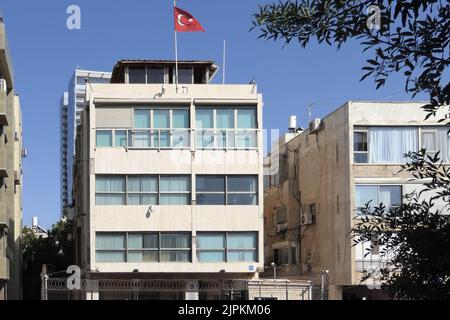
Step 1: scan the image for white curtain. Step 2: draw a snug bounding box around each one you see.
[369,127,418,163]
[437,128,450,162]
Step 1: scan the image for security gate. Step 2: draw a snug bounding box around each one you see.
[43,278,313,300]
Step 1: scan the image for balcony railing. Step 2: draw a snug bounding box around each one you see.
[97,128,259,151]
[195,129,258,150]
[128,129,191,149]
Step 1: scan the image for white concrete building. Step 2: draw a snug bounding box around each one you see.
[60,69,111,215]
[73,60,264,300]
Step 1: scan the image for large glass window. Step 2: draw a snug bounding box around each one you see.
[196,175,258,205]
[355,185,402,215]
[128,108,190,149]
[197,232,257,263]
[95,176,126,205]
[96,175,190,206]
[196,107,257,149]
[96,232,191,263]
[367,127,418,163]
[355,126,450,164]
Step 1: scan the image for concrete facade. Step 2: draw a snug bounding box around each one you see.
[0,19,23,300]
[60,69,111,216]
[73,60,264,299]
[264,101,449,300]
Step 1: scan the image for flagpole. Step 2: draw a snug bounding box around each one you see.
[174,0,179,92]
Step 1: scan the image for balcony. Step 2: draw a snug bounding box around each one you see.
[0,79,8,126]
[0,257,10,280]
[96,128,259,151]
[195,129,258,150]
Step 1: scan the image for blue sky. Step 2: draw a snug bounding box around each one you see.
[0,0,422,228]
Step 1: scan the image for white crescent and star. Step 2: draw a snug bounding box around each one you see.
[177,14,193,27]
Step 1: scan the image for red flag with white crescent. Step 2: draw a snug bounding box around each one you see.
[174,6,205,32]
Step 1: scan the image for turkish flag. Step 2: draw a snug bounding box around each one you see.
[174,7,205,32]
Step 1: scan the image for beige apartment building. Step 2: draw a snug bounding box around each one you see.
[264,101,449,300]
[73,60,265,300]
[0,17,24,300]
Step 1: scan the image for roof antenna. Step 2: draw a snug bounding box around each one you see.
[222,39,227,84]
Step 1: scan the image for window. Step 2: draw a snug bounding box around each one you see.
[178,68,193,84]
[127,234,159,262]
[196,176,225,205]
[355,185,402,215]
[96,130,113,147]
[154,110,170,147]
[276,207,287,224]
[227,233,257,262]
[196,233,226,262]
[128,108,190,149]
[274,248,289,266]
[160,233,191,262]
[134,110,151,128]
[227,176,258,205]
[159,176,191,205]
[127,176,158,205]
[147,68,165,83]
[128,67,146,84]
[173,110,190,148]
[354,130,368,163]
[421,129,438,157]
[196,232,258,263]
[129,67,165,84]
[96,232,191,263]
[95,176,126,205]
[96,175,190,206]
[195,107,257,149]
[96,233,126,262]
[196,175,258,205]
[115,130,127,147]
[367,127,418,163]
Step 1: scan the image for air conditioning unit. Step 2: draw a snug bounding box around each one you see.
[309,118,322,134]
[276,223,288,233]
[14,131,19,141]
[21,148,27,158]
[302,204,317,225]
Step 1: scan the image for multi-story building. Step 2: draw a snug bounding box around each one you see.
[264,101,449,300]
[60,69,111,215]
[0,17,24,300]
[73,60,264,300]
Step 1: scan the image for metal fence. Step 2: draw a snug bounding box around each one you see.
[43,277,316,301]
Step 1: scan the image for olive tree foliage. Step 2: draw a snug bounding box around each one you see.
[353,150,450,299]
[252,0,450,299]
[252,0,450,118]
